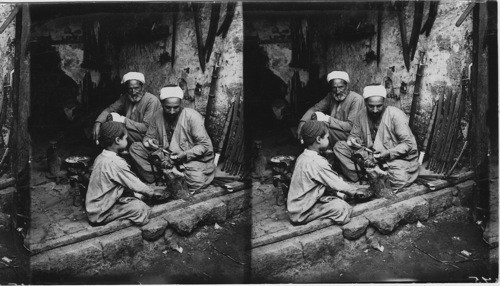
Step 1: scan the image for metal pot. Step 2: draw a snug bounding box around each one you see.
[65,155,91,175]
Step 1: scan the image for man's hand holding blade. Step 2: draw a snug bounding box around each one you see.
[170,151,187,162]
[373,150,390,162]
[161,156,174,169]
[347,136,363,149]
[144,138,160,149]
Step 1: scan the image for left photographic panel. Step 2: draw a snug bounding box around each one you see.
[0,2,248,284]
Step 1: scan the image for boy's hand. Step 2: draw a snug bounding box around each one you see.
[150,187,171,202]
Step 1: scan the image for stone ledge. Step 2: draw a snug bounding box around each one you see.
[300,225,344,263]
[252,183,429,248]
[364,197,429,234]
[251,225,344,279]
[165,197,227,236]
[30,187,252,274]
[26,185,231,254]
[251,174,475,249]
[250,180,474,278]
[420,187,455,216]
[251,237,304,279]
[342,216,369,240]
[455,180,476,206]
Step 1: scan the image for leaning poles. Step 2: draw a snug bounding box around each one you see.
[418,101,437,165]
[409,51,426,131]
[425,69,469,175]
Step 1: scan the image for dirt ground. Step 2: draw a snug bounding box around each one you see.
[265,206,497,283]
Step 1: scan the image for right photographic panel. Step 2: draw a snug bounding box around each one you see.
[244,1,498,283]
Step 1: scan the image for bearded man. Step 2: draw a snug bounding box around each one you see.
[333,85,419,190]
[129,86,215,192]
[93,72,161,145]
[297,71,364,147]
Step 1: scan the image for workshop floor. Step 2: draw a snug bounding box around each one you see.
[27,126,99,252]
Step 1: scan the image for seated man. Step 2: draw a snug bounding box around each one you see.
[93,72,161,145]
[333,85,419,191]
[86,121,163,226]
[287,121,358,225]
[297,71,364,147]
[130,86,215,192]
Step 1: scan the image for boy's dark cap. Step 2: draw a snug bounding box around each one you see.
[99,121,126,147]
[302,120,326,146]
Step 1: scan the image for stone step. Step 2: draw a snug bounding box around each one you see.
[250,181,476,278]
[30,188,252,275]
[251,173,475,249]
[26,185,235,255]
[142,189,250,240]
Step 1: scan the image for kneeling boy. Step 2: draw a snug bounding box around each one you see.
[86,121,156,226]
[287,121,357,225]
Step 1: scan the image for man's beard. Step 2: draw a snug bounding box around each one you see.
[164,112,179,122]
[333,91,348,102]
[128,92,144,103]
[368,111,382,121]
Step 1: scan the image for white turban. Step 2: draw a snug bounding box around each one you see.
[327,71,350,83]
[363,85,387,99]
[121,72,145,84]
[160,86,184,100]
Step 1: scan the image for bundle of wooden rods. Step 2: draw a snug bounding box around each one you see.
[221,92,246,176]
[424,73,468,174]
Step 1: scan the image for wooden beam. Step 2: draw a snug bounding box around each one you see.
[0,6,19,35]
[13,4,31,176]
[11,4,31,229]
[471,2,489,179]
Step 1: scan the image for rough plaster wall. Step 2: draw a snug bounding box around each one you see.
[0,4,16,138]
[30,3,243,143]
[310,1,472,145]
[31,18,86,84]
[0,5,16,85]
[246,16,310,104]
[118,3,243,139]
[250,18,295,84]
